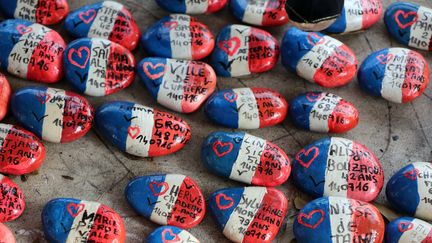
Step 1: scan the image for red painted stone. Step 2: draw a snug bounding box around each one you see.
[0,74,11,121]
[0,175,25,222]
[0,223,15,243]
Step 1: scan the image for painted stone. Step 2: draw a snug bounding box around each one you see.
[208,187,288,243]
[0,74,11,121]
[10,87,94,143]
[64,38,136,97]
[0,223,15,243]
[325,0,383,34]
[0,19,66,83]
[385,217,432,243]
[42,198,126,243]
[147,226,200,243]
[64,1,140,51]
[293,137,384,202]
[125,174,205,228]
[205,88,288,129]
[289,92,359,133]
[201,131,291,186]
[211,24,279,77]
[141,14,214,60]
[0,0,69,25]
[281,27,358,88]
[95,101,191,157]
[0,175,25,222]
[293,196,385,243]
[358,48,429,103]
[384,2,432,51]
[386,162,432,221]
[138,57,217,113]
[155,0,227,14]
[230,0,289,26]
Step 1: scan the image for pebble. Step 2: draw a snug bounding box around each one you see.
[155,0,227,14]
[0,223,15,243]
[10,87,94,143]
[146,226,200,243]
[385,217,432,243]
[0,175,25,222]
[125,174,206,228]
[281,27,358,87]
[0,74,11,121]
[95,101,191,157]
[230,0,289,26]
[138,57,217,113]
[201,131,291,186]
[64,38,136,97]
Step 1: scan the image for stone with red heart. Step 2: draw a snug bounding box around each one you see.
[385,217,432,242]
[146,226,200,243]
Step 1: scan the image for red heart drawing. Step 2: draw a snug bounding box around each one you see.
[164,21,179,30]
[127,126,140,139]
[376,53,394,65]
[16,25,32,35]
[223,92,238,103]
[142,62,166,80]
[398,221,414,232]
[66,202,85,218]
[219,37,241,56]
[161,228,181,243]
[68,47,91,69]
[79,9,97,24]
[394,10,418,29]
[403,168,419,180]
[36,93,51,105]
[297,209,325,229]
[306,92,321,102]
[307,32,324,46]
[212,141,234,157]
[296,146,319,168]
[149,181,169,196]
[215,193,234,210]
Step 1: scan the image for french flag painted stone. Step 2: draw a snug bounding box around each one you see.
[325,0,383,34]
[211,24,280,77]
[64,38,136,97]
[230,0,289,26]
[95,101,191,157]
[0,175,25,222]
[138,57,217,113]
[386,162,432,221]
[10,87,94,143]
[141,14,214,60]
[289,92,359,133]
[0,19,66,83]
[208,187,288,243]
[204,88,288,129]
[155,0,227,14]
[201,131,291,186]
[358,47,430,103]
[385,217,432,243]
[42,198,126,243]
[125,174,206,228]
[293,137,384,202]
[293,196,385,243]
[0,223,15,243]
[64,1,140,51]
[384,2,432,51]
[281,27,358,88]
[0,74,11,121]
[146,226,200,243]
[0,0,69,25]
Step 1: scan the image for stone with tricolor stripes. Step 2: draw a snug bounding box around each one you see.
[201,131,291,186]
[325,0,382,34]
[64,1,140,51]
[0,223,15,243]
[0,175,25,222]
[141,14,214,60]
[64,38,136,97]
[95,101,191,157]
[10,87,94,143]
[138,57,217,113]
[281,27,358,88]
[293,137,384,202]
[230,0,289,26]
[0,19,66,83]
[0,0,69,25]
[204,88,288,129]
[358,47,429,103]
[42,198,126,243]
[385,217,432,243]
[155,0,227,14]
[0,74,11,121]
[386,162,432,221]
[289,92,359,133]
[208,187,288,243]
[147,226,200,243]
[293,196,385,243]
[211,24,279,77]
[125,174,205,228]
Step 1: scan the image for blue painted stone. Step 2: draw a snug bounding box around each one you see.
[385,217,432,243]
[146,226,200,243]
[230,0,289,26]
[155,0,227,14]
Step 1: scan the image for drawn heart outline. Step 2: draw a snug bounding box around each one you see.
[297,209,325,229]
[149,181,169,196]
[403,168,419,180]
[79,9,97,24]
[223,92,238,103]
[215,193,234,210]
[307,32,324,46]
[164,21,179,30]
[127,126,141,139]
[394,10,418,29]
[16,25,32,35]
[398,221,414,232]
[212,141,234,157]
[218,37,241,56]
[296,146,320,168]
[305,92,321,102]
[376,53,394,65]
[161,228,181,243]
[66,202,85,218]
[68,46,91,69]
[142,62,166,80]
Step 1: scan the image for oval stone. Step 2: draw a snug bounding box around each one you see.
[204,87,288,129]
[138,57,217,113]
[385,217,432,243]
[230,0,289,26]
[0,175,25,222]
[155,0,227,14]
[384,2,432,51]
[325,0,383,34]
[125,174,205,228]
[0,74,11,121]
[208,187,288,243]
[281,27,358,88]
[294,196,385,243]
[95,101,191,157]
[201,131,291,186]
[64,1,140,51]
[358,47,429,103]
[42,198,126,242]
[64,38,136,97]
[147,226,200,243]
[10,87,94,143]
[289,92,359,133]
[0,0,69,25]
[0,223,15,243]
[141,14,214,60]
[293,137,384,202]
[211,24,280,77]
[0,19,66,83]
[386,162,432,221]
